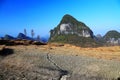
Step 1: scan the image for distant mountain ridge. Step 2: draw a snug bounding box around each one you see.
[17,33,27,39]
[0,14,120,47]
[17,33,34,40]
[2,33,33,40]
[4,35,16,40]
[0,33,47,43]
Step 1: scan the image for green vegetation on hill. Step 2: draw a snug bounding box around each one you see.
[104,30,120,40]
[50,34,100,47]
[60,14,86,27]
[58,14,91,31]
[50,14,92,38]
[49,14,101,47]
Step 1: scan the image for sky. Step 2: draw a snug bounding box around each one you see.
[0,0,120,38]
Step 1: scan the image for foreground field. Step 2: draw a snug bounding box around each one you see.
[0,44,120,80]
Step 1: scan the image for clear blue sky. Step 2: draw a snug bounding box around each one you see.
[0,0,120,38]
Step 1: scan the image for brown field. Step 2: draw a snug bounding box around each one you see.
[46,43,120,61]
[2,43,120,61]
[0,44,120,80]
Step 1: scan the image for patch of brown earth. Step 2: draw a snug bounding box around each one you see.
[47,43,120,61]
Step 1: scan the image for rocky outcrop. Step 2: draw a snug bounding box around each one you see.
[49,14,99,47]
[104,30,120,45]
[59,23,91,37]
[50,14,93,40]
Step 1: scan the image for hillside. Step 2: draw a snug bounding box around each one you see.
[4,34,15,40]
[104,30,120,45]
[104,30,120,40]
[49,14,100,47]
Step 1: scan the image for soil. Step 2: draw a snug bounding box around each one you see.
[0,44,120,80]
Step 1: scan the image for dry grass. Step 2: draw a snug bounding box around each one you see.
[47,43,120,61]
[2,44,120,61]
[0,44,120,79]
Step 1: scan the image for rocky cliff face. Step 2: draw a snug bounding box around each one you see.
[49,14,99,47]
[59,23,92,37]
[50,14,93,40]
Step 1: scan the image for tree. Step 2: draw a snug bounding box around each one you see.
[37,35,40,41]
[31,29,35,38]
[24,29,27,36]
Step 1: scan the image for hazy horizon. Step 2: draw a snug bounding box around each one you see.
[0,0,120,38]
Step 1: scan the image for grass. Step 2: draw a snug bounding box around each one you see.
[0,45,120,79]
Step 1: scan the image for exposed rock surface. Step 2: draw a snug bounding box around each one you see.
[49,14,100,47]
[104,30,120,45]
[50,14,93,39]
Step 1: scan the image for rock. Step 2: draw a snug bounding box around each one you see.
[104,30,120,45]
[49,14,100,47]
[50,14,93,39]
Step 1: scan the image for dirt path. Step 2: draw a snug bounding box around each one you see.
[47,53,61,70]
[47,51,70,80]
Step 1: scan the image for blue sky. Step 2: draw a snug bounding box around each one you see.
[0,0,120,38]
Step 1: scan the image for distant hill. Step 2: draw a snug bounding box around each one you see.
[104,30,120,40]
[0,32,48,45]
[4,34,15,40]
[96,34,103,39]
[40,37,48,43]
[104,30,120,45]
[95,34,105,45]
[49,14,100,47]
[17,33,27,39]
[17,33,33,40]
[0,33,46,45]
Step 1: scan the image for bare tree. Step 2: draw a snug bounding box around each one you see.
[24,29,27,36]
[31,29,35,38]
[37,35,40,41]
